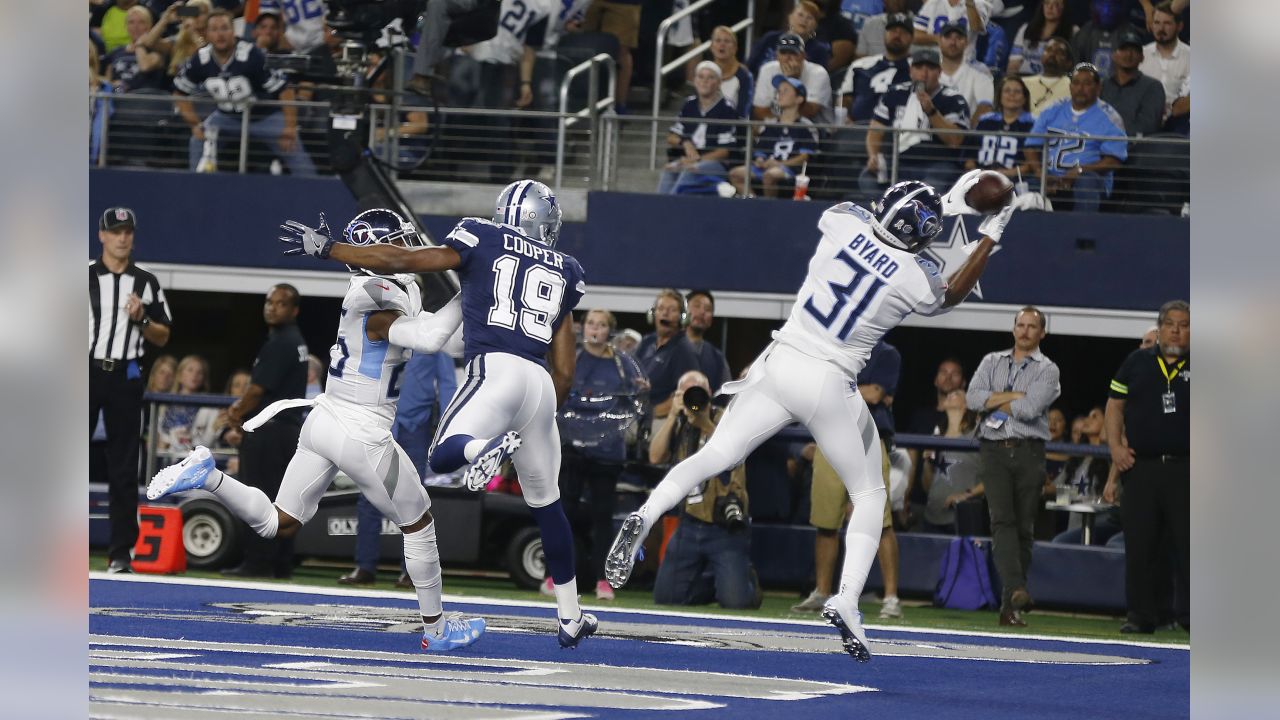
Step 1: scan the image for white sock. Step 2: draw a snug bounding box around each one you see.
[402,523,444,620]
[837,486,887,602]
[553,578,581,622]
[640,444,735,528]
[209,471,279,538]
[463,437,490,463]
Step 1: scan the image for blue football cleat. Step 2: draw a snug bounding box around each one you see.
[604,513,648,589]
[421,613,486,652]
[147,446,216,500]
[557,611,598,649]
[462,431,522,491]
[822,594,872,663]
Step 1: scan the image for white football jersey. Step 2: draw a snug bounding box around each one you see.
[773,203,950,378]
[258,0,328,53]
[324,273,422,421]
[468,0,560,65]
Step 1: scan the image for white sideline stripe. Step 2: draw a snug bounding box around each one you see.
[90,572,1189,651]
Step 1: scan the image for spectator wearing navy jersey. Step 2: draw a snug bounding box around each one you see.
[838,12,913,124]
[862,47,971,195]
[658,61,741,195]
[708,26,753,117]
[731,76,820,198]
[1025,36,1073,116]
[751,33,833,121]
[173,10,315,175]
[1008,0,1076,76]
[1100,30,1164,136]
[90,207,173,574]
[938,22,995,117]
[748,1,831,77]
[1025,62,1127,211]
[103,5,168,94]
[635,289,702,421]
[1070,0,1139,76]
[965,76,1035,178]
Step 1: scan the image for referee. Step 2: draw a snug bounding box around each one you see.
[1104,299,1190,634]
[90,207,172,574]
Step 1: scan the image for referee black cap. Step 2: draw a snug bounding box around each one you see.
[100,206,137,231]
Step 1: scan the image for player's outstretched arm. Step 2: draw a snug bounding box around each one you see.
[331,243,462,275]
[386,293,464,353]
[548,318,577,407]
[941,203,1017,308]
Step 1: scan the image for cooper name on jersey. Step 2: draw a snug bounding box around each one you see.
[503,232,565,269]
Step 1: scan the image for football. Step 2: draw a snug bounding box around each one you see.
[966,171,1015,214]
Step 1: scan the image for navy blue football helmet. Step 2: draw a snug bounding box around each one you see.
[343,208,426,249]
[871,181,944,254]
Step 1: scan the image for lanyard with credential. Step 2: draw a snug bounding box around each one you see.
[1156,356,1185,392]
[1005,357,1030,392]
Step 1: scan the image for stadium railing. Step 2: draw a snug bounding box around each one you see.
[138,391,237,485]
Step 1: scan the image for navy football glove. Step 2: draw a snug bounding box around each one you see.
[280,212,335,259]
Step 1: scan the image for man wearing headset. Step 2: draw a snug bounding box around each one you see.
[634,288,702,422]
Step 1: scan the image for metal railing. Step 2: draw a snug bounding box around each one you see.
[651,0,755,168]
[556,53,618,191]
[142,392,236,486]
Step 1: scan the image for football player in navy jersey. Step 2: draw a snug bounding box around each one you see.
[837,12,913,124]
[172,9,316,175]
[280,181,599,649]
[965,76,1036,178]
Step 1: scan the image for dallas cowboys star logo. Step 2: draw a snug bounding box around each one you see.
[921,217,1001,300]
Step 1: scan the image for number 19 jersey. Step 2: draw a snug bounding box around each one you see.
[773,203,950,378]
[443,218,586,365]
[324,273,422,421]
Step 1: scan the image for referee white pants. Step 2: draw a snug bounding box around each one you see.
[274,395,431,527]
[431,352,562,507]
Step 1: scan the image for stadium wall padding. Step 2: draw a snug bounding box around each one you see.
[90,170,1189,312]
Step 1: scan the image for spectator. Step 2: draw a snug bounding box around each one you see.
[97,0,141,53]
[305,353,324,399]
[1050,406,1121,545]
[137,0,212,82]
[1138,2,1188,117]
[973,18,1011,76]
[257,0,333,55]
[1008,0,1076,76]
[657,61,741,195]
[146,354,178,394]
[1025,36,1073,116]
[90,41,114,167]
[635,289,702,421]
[855,0,910,58]
[914,0,995,63]
[1101,30,1165,136]
[731,76,820,198]
[103,5,169,94]
[1140,324,1159,349]
[556,309,648,601]
[908,357,967,437]
[966,306,1061,627]
[938,22,995,117]
[965,75,1035,178]
[684,290,731,394]
[1044,405,1070,478]
[581,0,642,113]
[1163,74,1187,135]
[650,371,760,609]
[409,0,488,96]
[252,9,284,52]
[838,11,913,124]
[157,354,223,453]
[617,328,642,355]
[842,0,887,39]
[1024,62,1127,211]
[220,367,252,475]
[1070,0,1139,76]
[921,388,982,533]
[862,48,971,195]
[1103,299,1189,633]
[751,33,833,121]
[815,0,858,70]
[173,9,316,176]
[708,25,754,117]
[748,1,832,77]
[1069,413,1086,443]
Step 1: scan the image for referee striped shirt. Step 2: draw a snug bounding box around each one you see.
[90,259,172,362]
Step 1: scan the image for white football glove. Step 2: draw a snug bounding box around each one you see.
[1012,191,1053,212]
[942,168,986,217]
[977,199,1017,243]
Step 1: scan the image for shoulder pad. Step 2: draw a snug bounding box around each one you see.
[197,45,212,64]
[349,275,411,313]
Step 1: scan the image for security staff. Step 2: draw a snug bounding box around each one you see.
[221,284,309,578]
[90,207,172,573]
[1104,299,1190,634]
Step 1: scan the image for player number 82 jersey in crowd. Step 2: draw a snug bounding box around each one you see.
[324,273,423,421]
[773,202,950,378]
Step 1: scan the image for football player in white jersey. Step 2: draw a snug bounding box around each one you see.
[148,209,485,653]
[605,177,1017,664]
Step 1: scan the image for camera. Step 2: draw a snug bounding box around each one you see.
[682,386,710,414]
[176,5,202,17]
[714,493,747,531]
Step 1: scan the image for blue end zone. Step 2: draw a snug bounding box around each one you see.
[90,576,1187,720]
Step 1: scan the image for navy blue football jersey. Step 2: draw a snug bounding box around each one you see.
[104,47,168,93]
[173,40,288,119]
[443,218,586,365]
[754,119,820,161]
[842,54,910,123]
[969,111,1035,169]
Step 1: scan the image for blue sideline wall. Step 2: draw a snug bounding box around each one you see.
[90,170,1188,311]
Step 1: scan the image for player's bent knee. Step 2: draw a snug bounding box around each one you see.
[401,509,434,535]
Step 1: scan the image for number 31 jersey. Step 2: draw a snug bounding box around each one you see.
[773,202,950,378]
[443,218,586,365]
[324,273,422,421]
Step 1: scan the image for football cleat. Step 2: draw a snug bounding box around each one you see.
[147,446,216,500]
[822,595,872,663]
[421,613,486,652]
[557,611,598,649]
[462,432,522,491]
[604,513,648,589]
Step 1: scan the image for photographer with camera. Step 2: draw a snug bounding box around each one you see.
[648,371,760,610]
